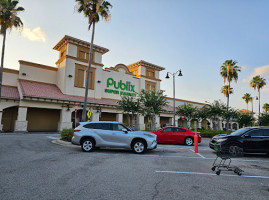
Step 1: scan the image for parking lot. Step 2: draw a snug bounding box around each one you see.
[1,134,269,200]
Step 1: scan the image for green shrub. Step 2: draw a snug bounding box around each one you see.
[61,128,74,142]
[198,130,232,138]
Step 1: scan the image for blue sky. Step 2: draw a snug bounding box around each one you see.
[3,0,269,114]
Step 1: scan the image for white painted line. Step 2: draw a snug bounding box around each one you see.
[155,171,269,179]
[197,153,206,159]
[47,136,59,140]
[189,149,194,152]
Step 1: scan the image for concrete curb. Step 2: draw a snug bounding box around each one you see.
[52,139,75,147]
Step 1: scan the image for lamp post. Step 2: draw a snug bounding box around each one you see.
[165,70,183,126]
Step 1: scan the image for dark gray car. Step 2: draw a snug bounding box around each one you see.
[72,121,157,154]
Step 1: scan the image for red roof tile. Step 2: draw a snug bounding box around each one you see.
[1,86,20,99]
[18,79,118,105]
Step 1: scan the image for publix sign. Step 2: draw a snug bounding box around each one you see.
[104,78,136,96]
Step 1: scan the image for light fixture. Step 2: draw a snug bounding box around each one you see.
[178,70,183,76]
[256,97,258,100]
[97,80,101,83]
[66,104,70,111]
[165,72,170,79]
[68,75,73,78]
[22,73,26,76]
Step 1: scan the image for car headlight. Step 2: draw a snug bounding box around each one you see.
[216,138,228,143]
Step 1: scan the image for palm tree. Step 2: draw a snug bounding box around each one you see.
[263,103,269,113]
[242,93,252,110]
[0,0,24,101]
[75,0,112,121]
[220,59,241,109]
[250,75,266,117]
[221,85,233,102]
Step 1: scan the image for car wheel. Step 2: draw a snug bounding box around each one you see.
[81,138,95,152]
[132,140,146,154]
[185,137,194,146]
[228,145,243,157]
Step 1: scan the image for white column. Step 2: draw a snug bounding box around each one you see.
[155,115,160,130]
[198,120,202,129]
[15,107,28,132]
[136,114,145,130]
[116,113,123,123]
[0,110,3,131]
[58,108,73,131]
[219,120,223,131]
[187,121,191,129]
[169,117,173,126]
[91,110,100,122]
[174,116,179,127]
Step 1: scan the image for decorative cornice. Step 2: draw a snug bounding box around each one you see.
[53,35,109,54]
[59,55,104,67]
[19,60,58,71]
[137,75,162,81]
[3,68,19,74]
[127,60,165,71]
[165,97,205,106]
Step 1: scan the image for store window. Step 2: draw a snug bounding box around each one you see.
[77,46,94,62]
[146,68,155,78]
[74,64,95,89]
[145,80,156,91]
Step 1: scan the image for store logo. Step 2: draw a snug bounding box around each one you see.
[107,78,135,92]
[105,78,136,97]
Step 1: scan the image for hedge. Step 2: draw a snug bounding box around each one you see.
[198,130,232,138]
[61,128,74,142]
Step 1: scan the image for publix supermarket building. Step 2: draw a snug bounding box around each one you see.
[0,35,206,132]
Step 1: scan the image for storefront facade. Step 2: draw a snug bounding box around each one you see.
[0,35,205,132]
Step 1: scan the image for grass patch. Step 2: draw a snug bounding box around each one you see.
[60,128,73,142]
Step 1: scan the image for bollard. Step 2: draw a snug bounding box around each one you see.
[194,121,198,153]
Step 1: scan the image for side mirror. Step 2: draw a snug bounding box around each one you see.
[244,134,251,138]
[122,128,128,133]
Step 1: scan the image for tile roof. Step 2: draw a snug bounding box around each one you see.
[18,79,118,106]
[1,86,20,99]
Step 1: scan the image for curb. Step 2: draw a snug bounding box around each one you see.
[52,139,75,147]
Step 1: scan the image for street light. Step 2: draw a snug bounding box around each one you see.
[166,70,183,126]
[251,96,258,126]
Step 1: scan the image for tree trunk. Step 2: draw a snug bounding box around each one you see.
[152,115,156,131]
[127,114,131,127]
[0,29,7,102]
[82,21,95,122]
[258,89,261,118]
[131,114,135,130]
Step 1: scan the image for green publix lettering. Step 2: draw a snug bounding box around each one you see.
[107,78,135,92]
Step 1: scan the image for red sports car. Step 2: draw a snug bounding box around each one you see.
[151,126,202,146]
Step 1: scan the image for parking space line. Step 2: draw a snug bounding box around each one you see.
[189,149,206,159]
[47,136,59,140]
[155,171,269,179]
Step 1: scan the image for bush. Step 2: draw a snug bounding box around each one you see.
[199,130,232,138]
[61,128,74,142]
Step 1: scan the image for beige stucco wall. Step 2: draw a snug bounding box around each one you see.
[19,64,57,84]
[2,72,18,86]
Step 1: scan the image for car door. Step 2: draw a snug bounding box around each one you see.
[243,129,264,152]
[171,128,186,144]
[109,124,132,148]
[160,128,173,143]
[93,123,115,147]
[262,129,269,153]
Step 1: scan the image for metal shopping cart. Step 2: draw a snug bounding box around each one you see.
[211,143,244,176]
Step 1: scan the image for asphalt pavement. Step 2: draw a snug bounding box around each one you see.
[0,133,269,200]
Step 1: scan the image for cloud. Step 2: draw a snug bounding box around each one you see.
[22,27,46,42]
[242,65,269,83]
[240,65,249,71]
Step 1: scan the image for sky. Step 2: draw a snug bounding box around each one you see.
[2,0,269,114]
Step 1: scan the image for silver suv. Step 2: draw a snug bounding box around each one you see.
[71,121,157,154]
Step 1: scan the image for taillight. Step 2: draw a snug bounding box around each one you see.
[73,129,80,132]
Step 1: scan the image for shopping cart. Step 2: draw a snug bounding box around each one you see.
[211,143,244,176]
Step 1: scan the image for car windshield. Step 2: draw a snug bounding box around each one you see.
[230,128,251,136]
[121,124,133,131]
